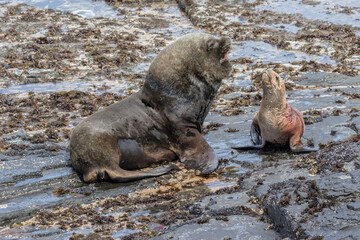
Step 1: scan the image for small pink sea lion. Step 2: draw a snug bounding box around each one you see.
[233,69,316,153]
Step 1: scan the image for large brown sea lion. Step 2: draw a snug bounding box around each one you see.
[70,33,232,183]
[233,69,316,153]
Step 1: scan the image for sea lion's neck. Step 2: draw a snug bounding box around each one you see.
[261,93,287,110]
[141,74,220,132]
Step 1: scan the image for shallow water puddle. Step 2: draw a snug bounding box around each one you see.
[229,40,337,65]
[0,191,70,216]
[112,228,139,238]
[264,23,301,34]
[14,167,72,187]
[6,0,121,18]
[0,80,138,95]
[256,0,360,28]
[205,179,237,192]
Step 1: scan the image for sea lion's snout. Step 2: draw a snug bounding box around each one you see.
[261,70,272,89]
[262,70,271,82]
[262,69,283,89]
[221,37,231,54]
[220,37,232,63]
[261,69,286,102]
[263,69,277,82]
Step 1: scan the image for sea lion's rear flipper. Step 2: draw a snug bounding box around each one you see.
[290,144,318,153]
[84,165,178,183]
[250,119,262,145]
[290,140,318,153]
[107,165,178,183]
[232,145,264,151]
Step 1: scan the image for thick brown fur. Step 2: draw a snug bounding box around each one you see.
[233,69,315,153]
[70,33,232,183]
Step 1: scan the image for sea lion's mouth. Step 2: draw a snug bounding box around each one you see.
[220,45,231,64]
[220,53,231,65]
[264,69,274,79]
[220,54,229,63]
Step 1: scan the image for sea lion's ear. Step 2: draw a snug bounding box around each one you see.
[207,39,219,51]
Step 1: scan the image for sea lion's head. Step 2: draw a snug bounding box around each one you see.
[143,33,232,104]
[261,69,286,102]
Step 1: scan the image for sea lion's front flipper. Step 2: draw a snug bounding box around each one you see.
[250,119,262,145]
[232,119,264,151]
[94,165,178,183]
[177,127,218,175]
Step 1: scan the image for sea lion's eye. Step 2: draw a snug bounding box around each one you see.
[207,39,219,51]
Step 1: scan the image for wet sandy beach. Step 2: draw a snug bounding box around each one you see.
[0,0,360,239]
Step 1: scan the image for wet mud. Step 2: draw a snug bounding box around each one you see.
[1,0,360,239]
